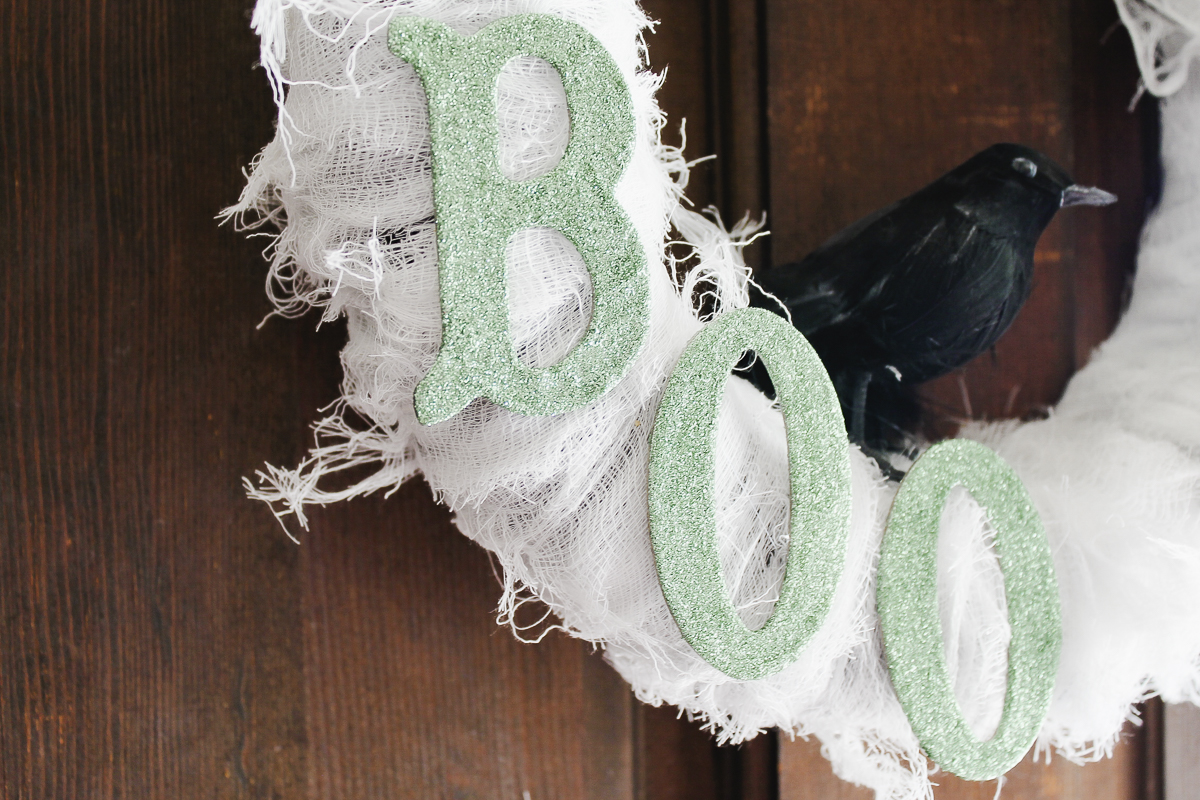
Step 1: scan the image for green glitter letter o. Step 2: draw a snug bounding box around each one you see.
[388,15,648,425]
[877,439,1061,780]
[648,308,851,680]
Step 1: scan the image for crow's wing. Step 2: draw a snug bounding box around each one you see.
[750,194,942,335]
[867,209,1029,381]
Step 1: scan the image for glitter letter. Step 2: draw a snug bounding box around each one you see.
[389,15,647,425]
[877,439,1061,779]
[648,308,851,680]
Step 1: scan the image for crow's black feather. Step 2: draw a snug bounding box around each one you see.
[743,143,1115,451]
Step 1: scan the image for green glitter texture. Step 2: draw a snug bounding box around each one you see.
[648,308,852,680]
[877,439,1061,780]
[388,15,648,425]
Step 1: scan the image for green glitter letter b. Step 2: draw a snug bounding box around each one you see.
[877,439,1061,779]
[649,309,852,680]
[388,15,648,425]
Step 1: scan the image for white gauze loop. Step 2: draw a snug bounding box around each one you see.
[496,55,571,182]
[938,486,1011,742]
[507,227,593,369]
[1116,0,1200,97]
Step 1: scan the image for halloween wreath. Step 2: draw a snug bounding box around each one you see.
[226,2,1200,797]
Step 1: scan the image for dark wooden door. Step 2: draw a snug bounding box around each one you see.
[0,1,1157,798]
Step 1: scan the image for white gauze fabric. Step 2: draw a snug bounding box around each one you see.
[960,56,1200,763]
[226,2,1199,799]
[1117,0,1200,98]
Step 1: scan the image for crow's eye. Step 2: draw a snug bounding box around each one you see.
[1012,157,1038,178]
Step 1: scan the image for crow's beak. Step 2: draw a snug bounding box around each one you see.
[1061,185,1118,207]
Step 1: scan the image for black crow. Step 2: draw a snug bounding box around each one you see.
[743,143,1115,456]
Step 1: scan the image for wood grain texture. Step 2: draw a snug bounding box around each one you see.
[717,0,770,271]
[1068,1,1157,365]
[300,482,634,800]
[643,0,770,266]
[636,704,722,800]
[644,0,720,210]
[1,1,639,798]
[781,729,1146,800]
[1165,704,1200,800]
[760,0,1146,432]
[1,1,306,797]
[779,737,873,800]
[930,729,1144,800]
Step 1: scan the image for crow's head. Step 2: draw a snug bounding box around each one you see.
[947,143,1115,237]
